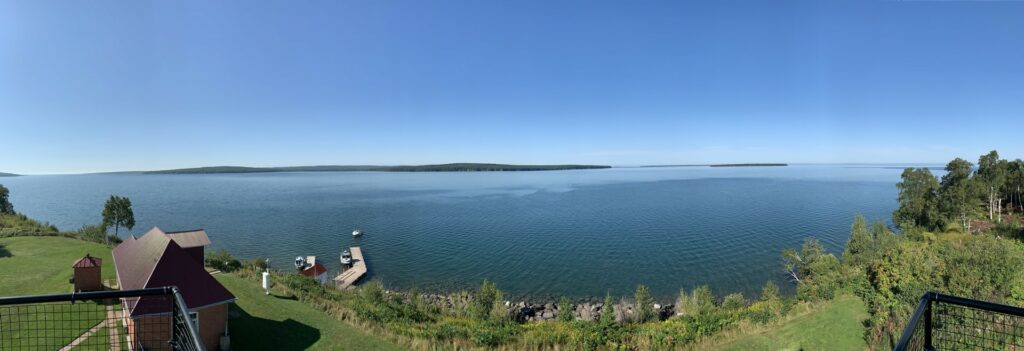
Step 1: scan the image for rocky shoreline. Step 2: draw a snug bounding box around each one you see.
[418,292,676,323]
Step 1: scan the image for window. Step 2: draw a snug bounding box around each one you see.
[189,311,199,329]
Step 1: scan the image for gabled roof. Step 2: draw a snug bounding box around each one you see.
[112,227,234,317]
[72,254,102,268]
[165,229,211,248]
[301,263,327,277]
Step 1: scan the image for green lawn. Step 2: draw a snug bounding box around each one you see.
[216,273,404,351]
[0,236,117,296]
[712,295,869,351]
[0,236,118,349]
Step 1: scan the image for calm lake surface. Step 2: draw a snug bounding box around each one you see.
[3,165,917,300]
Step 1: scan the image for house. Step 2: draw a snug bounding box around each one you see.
[165,229,211,265]
[113,227,235,351]
[72,254,103,291]
[299,256,330,285]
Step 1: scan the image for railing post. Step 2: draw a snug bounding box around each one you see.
[924,298,933,351]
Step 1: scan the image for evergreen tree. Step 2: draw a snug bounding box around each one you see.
[634,284,655,323]
[600,291,617,327]
[843,215,872,266]
[0,184,13,215]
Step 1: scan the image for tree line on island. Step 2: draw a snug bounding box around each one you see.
[144,163,611,174]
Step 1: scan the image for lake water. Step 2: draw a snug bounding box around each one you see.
[2,165,912,300]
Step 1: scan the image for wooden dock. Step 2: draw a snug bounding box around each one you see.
[334,246,367,290]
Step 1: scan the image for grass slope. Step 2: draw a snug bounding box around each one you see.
[0,236,117,296]
[216,273,403,351]
[711,294,868,351]
[0,237,118,350]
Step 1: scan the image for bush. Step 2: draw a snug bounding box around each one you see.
[722,293,746,311]
[205,249,242,272]
[634,284,656,323]
[558,296,574,322]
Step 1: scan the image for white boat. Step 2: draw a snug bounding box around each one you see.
[294,256,306,270]
[340,249,353,265]
[352,229,363,237]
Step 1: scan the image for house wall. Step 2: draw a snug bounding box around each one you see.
[183,246,205,266]
[127,304,226,351]
[128,315,173,351]
[197,303,228,350]
[73,266,102,291]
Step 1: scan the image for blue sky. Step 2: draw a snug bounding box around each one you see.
[2,0,1023,174]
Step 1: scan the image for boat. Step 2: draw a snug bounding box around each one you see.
[340,249,353,265]
[294,256,306,270]
[352,229,363,237]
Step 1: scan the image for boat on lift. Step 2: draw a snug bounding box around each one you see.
[352,229,363,237]
[340,249,353,265]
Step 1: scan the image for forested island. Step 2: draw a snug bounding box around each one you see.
[144,163,611,174]
[708,163,787,167]
[0,172,18,177]
[639,163,788,168]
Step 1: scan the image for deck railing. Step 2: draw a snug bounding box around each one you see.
[894,292,1024,351]
[0,286,204,351]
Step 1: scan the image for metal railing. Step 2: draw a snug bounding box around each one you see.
[894,292,1024,351]
[0,286,204,351]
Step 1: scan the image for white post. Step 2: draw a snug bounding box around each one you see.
[262,272,271,295]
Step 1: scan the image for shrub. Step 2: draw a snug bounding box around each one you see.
[722,292,746,311]
[205,249,242,272]
[558,296,574,322]
[634,285,655,323]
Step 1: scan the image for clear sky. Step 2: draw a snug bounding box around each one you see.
[2,0,1023,174]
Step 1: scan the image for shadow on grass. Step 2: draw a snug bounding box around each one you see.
[272,294,299,301]
[228,303,320,351]
[0,244,10,258]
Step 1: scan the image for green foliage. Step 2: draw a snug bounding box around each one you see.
[893,168,940,229]
[843,215,873,266]
[634,285,656,323]
[101,195,135,244]
[558,296,574,322]
[721,293,747,311]
[470,279,505,322]
[205,248,242,272]
[746,281,784,324]
[72,223,122,245]
[0,184,13,215]
[600,291,617,327]
[783,238,842,301]
[939,158,981,231]
[247,256,270,271]
[676,285,715,317]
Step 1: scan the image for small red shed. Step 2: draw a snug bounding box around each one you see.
[72,254,103,291]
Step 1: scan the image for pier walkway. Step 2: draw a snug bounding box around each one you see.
[334,246,367,290]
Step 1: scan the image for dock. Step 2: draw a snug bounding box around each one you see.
[334,246,366,290]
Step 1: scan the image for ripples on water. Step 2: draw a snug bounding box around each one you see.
[4,165,910,300]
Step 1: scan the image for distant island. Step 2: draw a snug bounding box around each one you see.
[145,163,611,174]
[639,163,788,168]
[0,172,19,177]
[709,163,787,167]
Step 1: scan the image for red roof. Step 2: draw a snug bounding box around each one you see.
[112,227,235,317]
[301,263,327,277]
[72,254,102,268]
